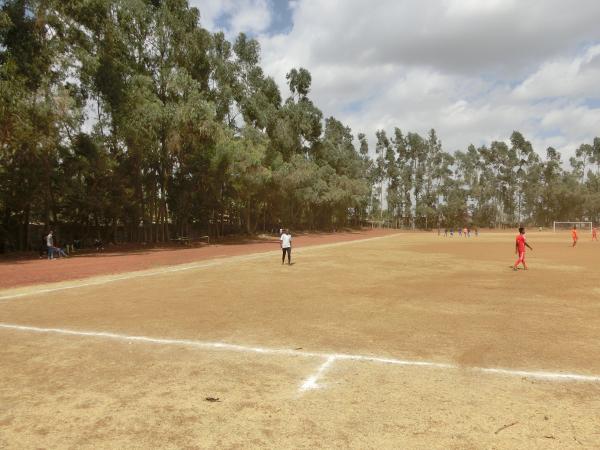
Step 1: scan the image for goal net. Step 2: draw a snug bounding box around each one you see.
[553,221,592,233]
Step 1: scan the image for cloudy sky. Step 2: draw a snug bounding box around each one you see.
[190,0,600,158]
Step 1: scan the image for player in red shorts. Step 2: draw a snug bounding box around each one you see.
[571,226,578,247]
[513,227,533,271]
[592,227,597,241]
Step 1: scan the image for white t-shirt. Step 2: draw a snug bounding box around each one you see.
[280,233,292,249]
[46,234,53,247]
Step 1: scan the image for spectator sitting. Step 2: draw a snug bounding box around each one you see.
[54,239,69,258]
[94,238,104,251]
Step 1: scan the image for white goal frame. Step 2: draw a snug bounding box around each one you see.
[553,221,592,233]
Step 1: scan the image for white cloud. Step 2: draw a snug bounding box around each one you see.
[443,0,517,17]
[229,0,271,35]
[271,0,600,75]
[513,45,600,100]
[192,0,600,159]
[189,0,272,37]
[255,0,600,159]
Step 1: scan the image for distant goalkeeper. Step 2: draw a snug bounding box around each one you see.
[513,227,533,271]
[571,226,578,247]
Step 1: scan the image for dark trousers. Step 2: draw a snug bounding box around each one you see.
[282,247,291,264]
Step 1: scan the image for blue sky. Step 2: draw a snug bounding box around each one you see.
[208,0,293,36]
[191,0,600,159]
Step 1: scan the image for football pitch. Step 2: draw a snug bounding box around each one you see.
[1,231,600,449]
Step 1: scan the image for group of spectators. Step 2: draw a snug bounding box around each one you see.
[40,231,104,260]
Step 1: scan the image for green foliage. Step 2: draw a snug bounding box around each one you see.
[0,0,372,249]
[0,0,598,251]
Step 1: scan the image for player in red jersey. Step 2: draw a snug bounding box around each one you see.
[592,227,597,241]
[571,226,578,247]
[513,227,533,271]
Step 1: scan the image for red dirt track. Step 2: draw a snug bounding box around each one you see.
[1,229,397,289]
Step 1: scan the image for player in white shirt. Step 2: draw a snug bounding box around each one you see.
[46,231,54,259]
[280,229,292,265]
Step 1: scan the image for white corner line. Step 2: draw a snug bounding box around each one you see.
[1,322,600,384]
[0,233,401,302]
[299,356,337,392]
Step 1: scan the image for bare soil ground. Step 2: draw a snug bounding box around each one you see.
[1,230,599,449]
[0,229,395,289]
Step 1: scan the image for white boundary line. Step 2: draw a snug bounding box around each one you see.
[0,233,400,302]
[300,356,337,391]
[2,323,600,388]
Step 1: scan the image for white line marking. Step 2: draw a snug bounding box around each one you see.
[0,233,400,302]
[1,322,600,384]
[478,367,600,383]
[336,353,456,370]
[0,254,266,301]
[300,356,337,392]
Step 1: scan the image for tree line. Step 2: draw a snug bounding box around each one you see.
[1,0,372,250]
[1,0,599,251]
[371,129,600,230]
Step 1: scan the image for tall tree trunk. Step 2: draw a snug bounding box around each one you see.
[245,200,251,234]
[22,206,30,251]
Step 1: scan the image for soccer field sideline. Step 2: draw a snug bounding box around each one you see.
[0,232,402,302]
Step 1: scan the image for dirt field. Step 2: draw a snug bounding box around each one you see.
[1,230,600,449]
[0,229,395,289]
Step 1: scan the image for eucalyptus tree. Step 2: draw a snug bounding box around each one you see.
[373,129,394,220]
[572,143,593,182]
[0,0,77,248]
[370,130,386,219]
[318,118,370,226]
[356,132,373,221]
[510,131,539,224]
[404,132,428,228]
[393,128,411,226]
[532,147,562,225]
[420,129,443,228]
[269,67,323,226]
[273,67,322,160]
[581,138,600,223]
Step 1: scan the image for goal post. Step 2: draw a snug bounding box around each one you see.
[553,221,592,233]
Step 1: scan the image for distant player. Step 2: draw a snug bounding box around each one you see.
[571,226,578,247]
[513,227,533,271]
[280,229,292,265]
[592,227,597,241]
[46,230,54,260]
